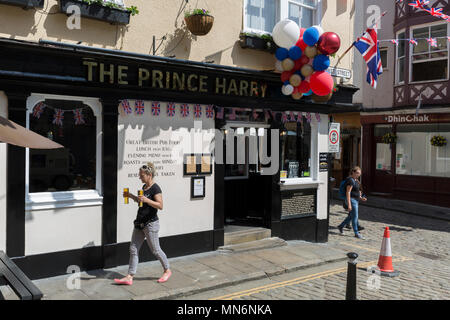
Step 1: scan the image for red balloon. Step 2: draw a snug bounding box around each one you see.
[299,55,310,65]
[317,32,341,55]
[310,71,334,96]
[294,59,303,70]
[300,28,306,37]
[298,81,310,94]
[293,86,300,95]
[296,37,308,51]
[281,71,292,83]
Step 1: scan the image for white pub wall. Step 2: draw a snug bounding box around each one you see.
[117,101,215,243]
[317,114,329,220]
[0,92,7,252]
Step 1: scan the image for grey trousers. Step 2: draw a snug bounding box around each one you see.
[128,220,170,275]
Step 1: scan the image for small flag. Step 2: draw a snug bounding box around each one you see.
[427,7,443,17]
[73,108,85,125]
[297,112,302,123]
[193,104,202,118]
[180,104,190,117]
[427,38,437,48]
[32,102,45,119]
[253,109,259,120]
[121,99,132,115]
[281,112,288,123]
[408,0,429,10]
[391,39,399,45]
[315,113,321,123]
[135,100,145,115]
[306,112,312,123]
[167,102,176,117]
[409,39,418,46]
[151,101,161,116]
[265,110,270,121]
[216,107,224,119]
[205,105,215,119]
[228,108,236,120]
[416,92,422,116]
[52,109,64,127]
[290,111,296,122]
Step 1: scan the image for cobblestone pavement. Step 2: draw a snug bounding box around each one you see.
[181,201,450,300]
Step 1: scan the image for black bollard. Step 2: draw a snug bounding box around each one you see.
[345,252,358,300]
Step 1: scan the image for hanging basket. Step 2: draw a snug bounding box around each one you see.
[185,14,214,36]
[431,135,447,147]
[382,133,397,144]
[311,93,333,103]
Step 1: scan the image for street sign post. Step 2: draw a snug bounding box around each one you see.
[328,123,340,153]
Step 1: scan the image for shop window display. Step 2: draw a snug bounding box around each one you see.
[280,118,311,178]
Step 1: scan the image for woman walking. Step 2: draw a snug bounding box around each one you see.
[114,163,171,285]
[337,166,367,239]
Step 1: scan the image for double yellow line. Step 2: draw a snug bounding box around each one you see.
[210,255,413,300]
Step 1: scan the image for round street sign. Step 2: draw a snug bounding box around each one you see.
[329,129,339,145]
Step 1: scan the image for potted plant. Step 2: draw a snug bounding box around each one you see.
[59,0,139,25]
[0,0,44,9]
[184,9,214,36]
[382,132,397,144]
[430,135,447,147]
[239,32,278,53]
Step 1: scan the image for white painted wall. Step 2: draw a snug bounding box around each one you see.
[0,91,7,252]
[117,101,215,243]
[316,114,329,220]
[25,206,102,255]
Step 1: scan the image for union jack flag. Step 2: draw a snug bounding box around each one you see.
[427,38,438,47]
[193,104,202,118]
[426,7,443,17]
[167,102,176,117]
[52,109,64,127]
[281,112,288,123]
[228,108,236,120]
[252,109,259,120]
[410,39,418,46]
[216,107,224,119]
[151,102,161,116]
[206,105,215,119]
[135,100,145,115]
[265,110,270,121]
[306,112,312,124]
[408,0,429,10]
[297,112,303,123]
[32,102,45,119]
[73,109,85,125]
[180,104,189,117]
[354,28,383,88]
[391,39,399,45]
[315,113,321,123]
[121,99,132,115]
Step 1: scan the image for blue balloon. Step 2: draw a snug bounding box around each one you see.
[275,47,289,61]
[284,80,290,86]
[294,70,302,76]
[303,27,320,46]
[288,46,302,60]
[313,54,330,71]
[303,89,313,96]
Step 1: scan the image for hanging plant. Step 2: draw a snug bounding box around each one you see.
[184,9,214,36]
[430,135,447,147]
[382,132,397,144]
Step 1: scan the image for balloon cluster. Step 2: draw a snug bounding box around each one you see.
[272,19,341,101]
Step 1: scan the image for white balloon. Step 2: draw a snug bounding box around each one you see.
[312,25,324,37]
[275,60,284,72]
[272,19,300,49]
[282,84,294,95]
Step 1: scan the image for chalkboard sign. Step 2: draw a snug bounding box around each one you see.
[319,153,329,172]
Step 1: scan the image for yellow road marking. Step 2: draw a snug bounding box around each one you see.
[210,257,413,300]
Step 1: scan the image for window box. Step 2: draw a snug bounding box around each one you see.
[0,0,44,9]
[59,0,131,25]
[239,33,278,53]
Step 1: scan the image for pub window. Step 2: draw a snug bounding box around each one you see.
[29,100,97,193]
[374,124,392,172]
[396,31,406,84]
[224,127,249,178]
[380,48,388,69]
[411,23,448,82]
[280,118,311,178]
[244,0,317,35]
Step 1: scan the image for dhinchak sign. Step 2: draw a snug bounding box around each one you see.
[385,114,430,123]
[83,59,268,98]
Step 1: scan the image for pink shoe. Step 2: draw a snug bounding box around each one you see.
[157,270,172,283]
[114,278,133,285]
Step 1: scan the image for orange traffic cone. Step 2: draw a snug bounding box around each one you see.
[377,227,400,277]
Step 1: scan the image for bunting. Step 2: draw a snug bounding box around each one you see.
[135,100,145,115]
[52,109,65,127]
[151,101,161,116]
[73,109,85,125]
[32,102,45,119]
[193,104,202,118]
[180,104,190,118]
[121,99,132,115]
[206,105,215,119]
[167,102,176,117]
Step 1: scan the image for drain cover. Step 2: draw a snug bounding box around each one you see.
[415,251,441,260]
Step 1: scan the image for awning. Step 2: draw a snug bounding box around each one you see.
[0,115,63,149]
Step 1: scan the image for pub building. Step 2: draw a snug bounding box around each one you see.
[361,109,450,208]
[0,38,359,279]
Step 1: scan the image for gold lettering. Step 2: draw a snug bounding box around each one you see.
[239,80,249,96]
[216,77,227,94]
[100,63,114,84]
[173,72,185,90]
[199,75,208,93]
[261,83,267,98]
[187,74,198,92]
[250,81,259,97]
[118,65,128,85]
[83,61,98,82]
[166,71,171,89]
[138,68,150,86]
[227,79,239,96]
[152,70,164,88]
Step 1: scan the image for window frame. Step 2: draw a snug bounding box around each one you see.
[243,0,320,36]
[409,21,450,84]
[25,93,103,211]
[395,29,406,85]
[379,47,388,70]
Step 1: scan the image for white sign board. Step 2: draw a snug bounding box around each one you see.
[327,67,352,79]
[328,122,340,153]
